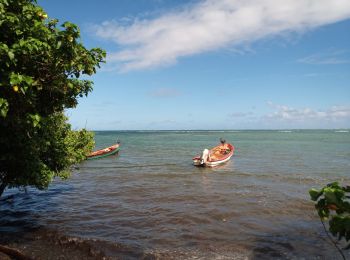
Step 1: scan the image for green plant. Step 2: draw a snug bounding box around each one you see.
[0,0,105,196]
[310,182,350,259]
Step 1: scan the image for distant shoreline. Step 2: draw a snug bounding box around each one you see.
[89,129,350,132]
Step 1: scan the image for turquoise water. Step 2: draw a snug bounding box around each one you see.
[1,130,350,259]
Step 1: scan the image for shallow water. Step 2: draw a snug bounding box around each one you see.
[1,130,350,259]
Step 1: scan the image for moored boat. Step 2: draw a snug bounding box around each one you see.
[87,143,120,160]
[193,143,234,167]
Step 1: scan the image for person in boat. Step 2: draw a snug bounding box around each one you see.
[208,138,230,161]
[218,138,230,154]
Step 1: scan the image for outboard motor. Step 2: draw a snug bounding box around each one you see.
[200,149,210,165]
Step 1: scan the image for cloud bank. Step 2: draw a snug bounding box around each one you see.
[93,0,350,71]
[266,102,350,122]
[228,102,350,129]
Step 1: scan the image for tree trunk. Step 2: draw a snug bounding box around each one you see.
[0,182,7,198]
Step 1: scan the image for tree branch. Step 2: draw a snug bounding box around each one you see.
[320,219,346,260]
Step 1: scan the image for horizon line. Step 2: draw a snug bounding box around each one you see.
[83,128,350,131]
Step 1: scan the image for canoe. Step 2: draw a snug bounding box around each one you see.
[86,143,120,160]
[192,143,234,167]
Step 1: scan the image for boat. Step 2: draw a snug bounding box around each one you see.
[86,143,120,160]
[192,143,234,167]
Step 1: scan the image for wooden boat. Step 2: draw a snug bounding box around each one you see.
[87,143,120,160]
[192,143,234,167]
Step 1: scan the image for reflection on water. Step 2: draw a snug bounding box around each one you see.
[1,130,350,259]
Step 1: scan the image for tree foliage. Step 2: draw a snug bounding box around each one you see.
[310,182,350,250]
[0,0,105,196]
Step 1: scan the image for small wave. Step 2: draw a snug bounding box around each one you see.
[278,130,292,133]
[75,163,178,169]
[335,130,349,133]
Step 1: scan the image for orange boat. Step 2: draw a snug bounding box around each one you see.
[87,143,120,160]
[192,143,234,167]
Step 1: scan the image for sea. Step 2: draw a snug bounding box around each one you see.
[1,130,350,259]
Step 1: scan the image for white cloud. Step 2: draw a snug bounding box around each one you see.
[298,49,350,65]
[93,0,350,71]
[266,102,350,122]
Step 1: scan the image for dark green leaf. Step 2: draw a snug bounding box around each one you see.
[310,188,322,201]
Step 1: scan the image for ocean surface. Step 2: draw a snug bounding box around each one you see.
[1,130,350,259]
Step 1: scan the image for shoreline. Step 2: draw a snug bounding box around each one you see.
[0,228,252,260]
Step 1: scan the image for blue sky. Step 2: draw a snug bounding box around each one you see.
[39,0,350,130]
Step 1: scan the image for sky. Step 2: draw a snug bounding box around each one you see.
[38,0,350,130]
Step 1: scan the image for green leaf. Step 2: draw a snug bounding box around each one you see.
[0,98,9,117]
[8,51,14,60]
[29,114,41,127]
[327,182,340,189]
[324,189,340,205]
[309,188,322,201]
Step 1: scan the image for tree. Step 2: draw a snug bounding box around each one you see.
[0,0,105,196]
[309,182,350,259]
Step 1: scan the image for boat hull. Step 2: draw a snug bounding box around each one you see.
[87,144,120,160]
[193,143,234,167]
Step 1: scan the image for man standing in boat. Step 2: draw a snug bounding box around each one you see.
[211,138,230,159]
[218,138,230,153]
